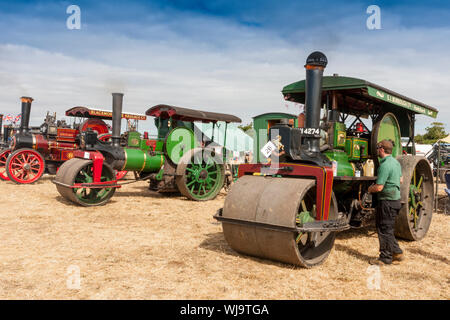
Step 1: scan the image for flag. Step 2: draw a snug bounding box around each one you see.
[14,114,21,124]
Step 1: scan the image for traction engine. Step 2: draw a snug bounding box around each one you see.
[215,52,435,267]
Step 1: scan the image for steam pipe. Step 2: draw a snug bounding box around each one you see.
[304,52,327,153]
[20,97,33,134]
[111,93,124,147]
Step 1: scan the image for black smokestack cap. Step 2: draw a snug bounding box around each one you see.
[20,96,33,134]
[305,51,328,68]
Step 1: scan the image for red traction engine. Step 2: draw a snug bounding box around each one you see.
[0,97,110,184]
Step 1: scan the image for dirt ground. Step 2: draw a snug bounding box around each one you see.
[0,174,448,300]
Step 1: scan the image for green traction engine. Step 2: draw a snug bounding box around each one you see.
[215,51,437,268]
[54,93,241,206]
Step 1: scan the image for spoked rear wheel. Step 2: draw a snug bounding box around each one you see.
[55,158,116,206]
[396,156,433,241]
[176,148,225,201]
[0,149,11,181]
[6,148,45,184]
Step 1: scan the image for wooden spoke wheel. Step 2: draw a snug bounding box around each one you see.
[6,148,45,184]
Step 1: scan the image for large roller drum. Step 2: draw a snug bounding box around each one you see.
[221,175,338,267]
[395,156,433,241]
[55,158,116,206]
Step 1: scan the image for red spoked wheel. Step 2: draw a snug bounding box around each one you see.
[6,148,45,184]
[0,149,11,181]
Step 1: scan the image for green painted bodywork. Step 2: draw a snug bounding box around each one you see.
[345,137,369,161]
[123,148,163,172]
[333,122,347,149]
[121,121,197,174]
[324,149,354,177]
[375,113,402,158]
[252,112,298,163]
[127,131,141,148]
[165,127,196,164]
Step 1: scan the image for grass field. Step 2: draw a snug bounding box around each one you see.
[0,175,448,299]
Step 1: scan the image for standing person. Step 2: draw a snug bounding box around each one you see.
[368,139,404,265]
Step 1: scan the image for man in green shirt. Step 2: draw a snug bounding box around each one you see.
[368,140,404,265]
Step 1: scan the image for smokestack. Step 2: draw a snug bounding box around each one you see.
[20,97,33,134]
[0,114,3,137]
[111,93,124,147]
[304,52,327,153]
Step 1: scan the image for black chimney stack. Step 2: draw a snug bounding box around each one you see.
[304,51,327,153]
[111,93,124,147]
[20,97,33,134]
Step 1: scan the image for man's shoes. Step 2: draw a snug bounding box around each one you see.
[392,253,405,264]
[369,258,391,266]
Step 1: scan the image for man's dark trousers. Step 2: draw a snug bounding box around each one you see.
[376,199,403,263]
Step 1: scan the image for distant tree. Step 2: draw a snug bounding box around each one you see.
[238,123,253,132]
[238,122,254,139]
[415,122,447,144]
[415,134,424,144]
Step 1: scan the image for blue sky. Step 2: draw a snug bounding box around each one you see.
[0,0,449,135]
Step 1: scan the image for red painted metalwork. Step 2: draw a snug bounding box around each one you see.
[0,149,11,181]
[80,118,109,136]
[70,180,122,189]
[237,162,334,221]
[56,128,79,142]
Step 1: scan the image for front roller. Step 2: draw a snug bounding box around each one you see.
[55,158,116,206]
[395,156,434,241]
[219,175,338,267]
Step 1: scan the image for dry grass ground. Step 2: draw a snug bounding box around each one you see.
[0,174,449,299]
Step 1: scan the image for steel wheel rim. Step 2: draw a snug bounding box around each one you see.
[72,163,115,205]
[8,150,44,183]
[0,149,11,180]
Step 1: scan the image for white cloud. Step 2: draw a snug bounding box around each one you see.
[0,5,449,135]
